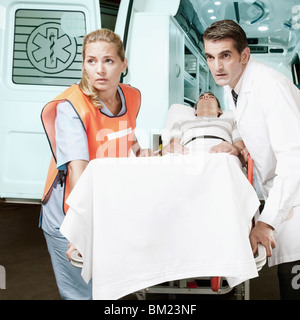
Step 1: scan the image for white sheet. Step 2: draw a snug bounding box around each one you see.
[60,153,260,300]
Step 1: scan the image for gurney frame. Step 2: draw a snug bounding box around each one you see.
[134,156,266,300]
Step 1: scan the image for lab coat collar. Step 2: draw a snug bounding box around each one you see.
[225,56,256,121]
[225,55,256,113]
[232,70,244,96]
[233,56,255,95]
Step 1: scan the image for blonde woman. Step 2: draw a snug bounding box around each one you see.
[40,29,151,299]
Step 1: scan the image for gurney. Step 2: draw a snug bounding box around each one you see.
[62,104,266,300]
[69,155,266,300]
[133,156,266,300]
[129,105,266,300]
[61,150,266,300]
[63,102,267,299]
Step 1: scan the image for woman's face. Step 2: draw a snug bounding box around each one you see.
[83,40,127,93]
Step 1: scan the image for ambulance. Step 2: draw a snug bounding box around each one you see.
[0,0,299,203]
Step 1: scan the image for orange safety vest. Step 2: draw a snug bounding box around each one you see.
[41,83,141,214]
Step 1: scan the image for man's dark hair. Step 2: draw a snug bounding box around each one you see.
[203,19,248,54]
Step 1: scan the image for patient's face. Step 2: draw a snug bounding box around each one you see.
[196,93,221,117]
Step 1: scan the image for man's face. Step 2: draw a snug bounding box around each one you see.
[196,92,220,117]
[204,38,250,88]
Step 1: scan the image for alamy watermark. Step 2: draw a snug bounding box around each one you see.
[292,265,300,290]
[0,265,5,290]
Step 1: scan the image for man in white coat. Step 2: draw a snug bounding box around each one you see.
[203,19,300,299]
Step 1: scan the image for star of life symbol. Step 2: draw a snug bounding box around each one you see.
[27,23,77,74]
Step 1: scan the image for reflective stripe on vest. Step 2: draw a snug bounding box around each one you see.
[41,83,141,213]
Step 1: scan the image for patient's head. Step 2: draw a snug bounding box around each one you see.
[195,92,222,117]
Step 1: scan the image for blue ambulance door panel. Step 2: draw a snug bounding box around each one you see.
[0,0,100,201]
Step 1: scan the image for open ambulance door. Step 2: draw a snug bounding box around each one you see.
[0,0,101,203]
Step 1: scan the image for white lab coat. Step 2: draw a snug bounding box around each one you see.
[225,57,300,266]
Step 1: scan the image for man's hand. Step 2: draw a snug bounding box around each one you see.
[240,147,250,163]
[66,243,77,261]
[209,141,240,156]
[250,221,276,257]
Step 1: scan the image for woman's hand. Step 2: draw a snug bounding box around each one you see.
[162,138,189,156]
[132,135,154,157]
[137,148,154,157]
[66,161,88,262]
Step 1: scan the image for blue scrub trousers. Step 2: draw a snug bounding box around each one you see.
[43,230,92,300]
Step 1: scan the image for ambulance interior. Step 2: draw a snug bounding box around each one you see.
[116,0,300,151]
[0,0,299,202]
[119,0,299,299]
[0,0,299,300]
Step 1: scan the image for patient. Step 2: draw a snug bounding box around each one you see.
[162,92,246,165]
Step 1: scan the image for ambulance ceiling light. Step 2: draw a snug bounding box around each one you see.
[258,25,269,31]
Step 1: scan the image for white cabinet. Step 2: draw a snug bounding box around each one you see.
[169,17,184,107]
[124,13,208,148]
[199,60,210,94]
[184,41,199,105]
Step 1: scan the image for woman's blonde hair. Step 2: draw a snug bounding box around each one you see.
[79,29,125,109]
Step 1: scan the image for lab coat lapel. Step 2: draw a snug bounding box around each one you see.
[235,57,256,125]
